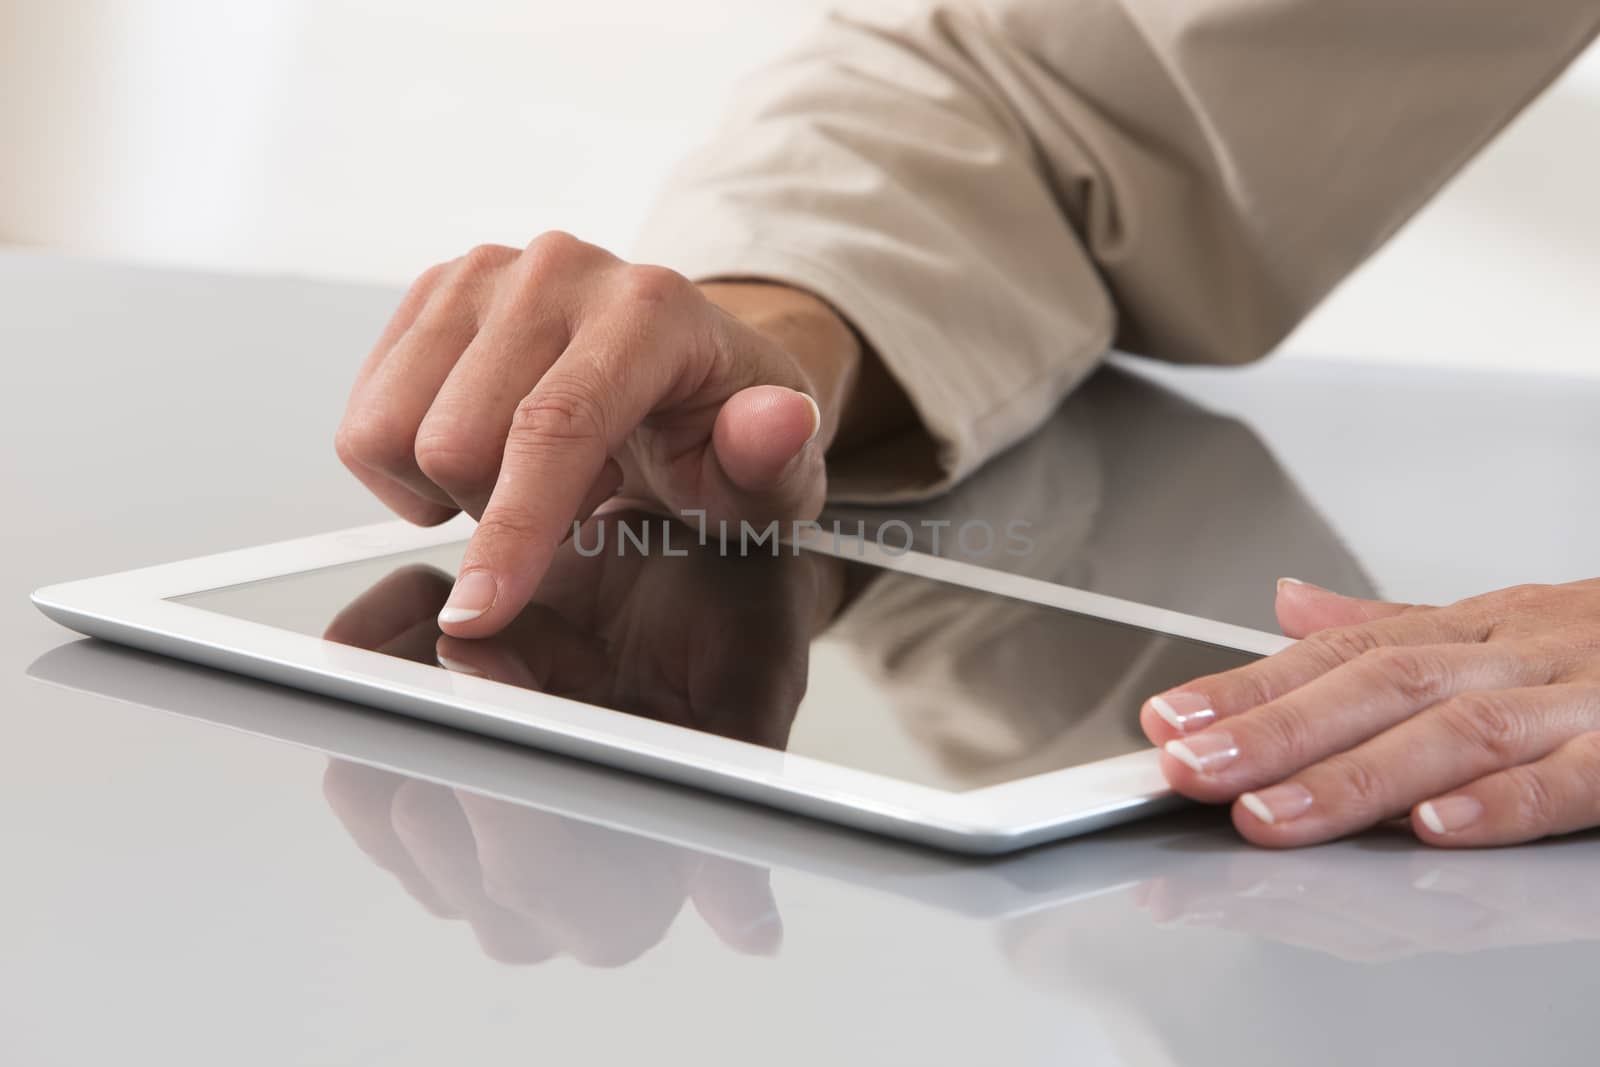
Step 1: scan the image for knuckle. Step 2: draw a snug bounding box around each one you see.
[423,290,470,327]
[1251,700,1319,766]
[429,277,484,324]
[1208,668,1274,714]
[510,232,610,300]
[1504,582,1555,604]
[408,260,452,296]
[1320,753,1388,813]
[333,421,363,470]
[475,506,543,549]
[1503,765,1559,833]
[1567,731,1600,789]
[1513,636,1574,680]
[1477,583,1554,619]
[1570,729,1600,764]
[1554,627,1600,663]
[510,385,609,450]
[435,244,518,315]
[413,425,496,493]
[1304,626,1383,670]
[615,263,692,307]
[460,242,518,277]
[525,229,593,269]
[335,410,413,472]
[1435,692,1526,762]
[1358,646,1446,705]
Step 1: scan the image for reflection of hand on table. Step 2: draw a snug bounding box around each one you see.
[321,761,781,965]
[1131,834,1600,963]
[312,512,851,964]
[995,828,1600,1067]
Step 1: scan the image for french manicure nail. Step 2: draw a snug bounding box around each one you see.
[438,570,496,625]
[1150,692,1216,733]
[1418,796,1484,835]
[737,908,784,956]
[798,390,822,445]
[1164,732,1239,774]
[1239,783,1314,825]
[1277,576,1329,594]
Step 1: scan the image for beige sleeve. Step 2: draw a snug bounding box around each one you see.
[633,0,1599,501]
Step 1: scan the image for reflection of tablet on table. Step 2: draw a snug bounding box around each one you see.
[32,514,1287,853]
[27,640,1216,922]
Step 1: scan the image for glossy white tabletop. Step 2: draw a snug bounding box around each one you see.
[5,249,1598,1065]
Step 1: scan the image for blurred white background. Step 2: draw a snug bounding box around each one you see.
[3,0,1597,375]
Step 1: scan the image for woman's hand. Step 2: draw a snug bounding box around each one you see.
[335,233,891,638]
[1142,578,1600,848]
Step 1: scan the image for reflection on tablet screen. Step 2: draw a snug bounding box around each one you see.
[175,513,1258,792]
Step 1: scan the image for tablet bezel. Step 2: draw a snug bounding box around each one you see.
[30,516,1291,854]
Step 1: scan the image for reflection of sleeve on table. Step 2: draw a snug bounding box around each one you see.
[823,370,1377,783]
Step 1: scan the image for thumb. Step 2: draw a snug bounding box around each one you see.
[712,384,822,490]
[1275,578,1417,639]
[703,384,826,524]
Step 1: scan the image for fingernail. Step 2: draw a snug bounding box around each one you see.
[737,908,784,957]
[1176,910,1226,927]
[1418,796,1483,835]
[435,652,484,677]
[797,390,822,445]
[1239,783,1314,825]
[1411,867,1472,894]
[1149,692,1216,733]
[1413,868,1445,891]
[438,570,496,625]
[1164,732,1239,774]
[1277,576,1327,593]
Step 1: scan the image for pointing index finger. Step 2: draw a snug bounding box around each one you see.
[436,329,674,636]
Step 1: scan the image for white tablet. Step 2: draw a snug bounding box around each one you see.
[31,513,1289,854]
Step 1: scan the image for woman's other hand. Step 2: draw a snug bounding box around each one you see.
[1142,578,1600,848]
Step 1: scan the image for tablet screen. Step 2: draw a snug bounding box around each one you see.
[175,517,1259,792]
